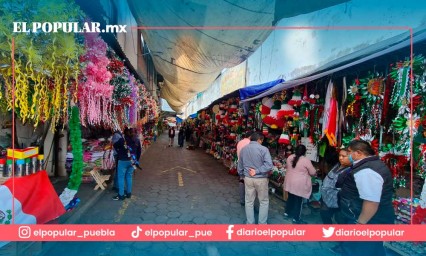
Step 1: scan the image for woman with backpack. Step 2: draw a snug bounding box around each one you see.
[320,148,352,224]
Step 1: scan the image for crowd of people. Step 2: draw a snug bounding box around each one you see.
[236,133,394,256]
[168,123,200,148]
[109,123,395,256]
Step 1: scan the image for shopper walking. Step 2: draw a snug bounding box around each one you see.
[178,127,185,147]
[112,129,135,200]
[339,140,394,256]
[153,129,158,142]
[185,125,192,143]
[168,126,175,147]
[236,131,253,206]
[238,132,273,224]
[111,130,121,192]
[283,145,317,224]
[320,148,351,224]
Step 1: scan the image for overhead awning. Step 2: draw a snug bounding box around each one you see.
[239,79,284,100]
[242,27,426,102]
[127,0,350,112]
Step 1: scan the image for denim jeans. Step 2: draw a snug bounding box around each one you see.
[117,160,135,196]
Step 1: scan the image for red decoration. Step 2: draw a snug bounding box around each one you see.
[413,206,426,224]
[355,78,360,85]
[263,116,285,129]
[370,139,379,155]
[108,59,124,74]
[278,133,290,144]
[411,95,422,110]
[381,154,409,178]
[382,75,394,124]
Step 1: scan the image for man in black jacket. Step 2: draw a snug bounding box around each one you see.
[339,140,394,256]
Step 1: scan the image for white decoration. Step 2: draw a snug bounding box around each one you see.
[59,188,78,207]
[420,183,426,209]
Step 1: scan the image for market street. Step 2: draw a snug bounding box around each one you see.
[39,133,335,256]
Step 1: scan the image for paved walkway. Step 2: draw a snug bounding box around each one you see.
[39,133,340,256]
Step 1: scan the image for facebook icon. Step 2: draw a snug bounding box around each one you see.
[226,225,234,240]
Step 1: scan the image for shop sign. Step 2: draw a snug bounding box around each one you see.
[301,137,318,162]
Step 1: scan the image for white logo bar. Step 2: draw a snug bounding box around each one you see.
[13,22,127,33]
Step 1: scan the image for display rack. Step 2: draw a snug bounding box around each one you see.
[384,241,426,256]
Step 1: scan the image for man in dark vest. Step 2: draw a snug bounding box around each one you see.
[339,140,394,256]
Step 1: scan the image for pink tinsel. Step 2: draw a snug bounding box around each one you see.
[78,33,113,127]
[129,74,139,125]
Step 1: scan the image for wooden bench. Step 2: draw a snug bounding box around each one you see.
[90,168,111,190]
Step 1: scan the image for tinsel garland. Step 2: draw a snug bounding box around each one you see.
[309,106,323,144]
[418,145,426,179]
[68,106,83,190]
[129,75,139,125]
[381,153,409,178]
[381,74,394,126]
[390,66,409,107]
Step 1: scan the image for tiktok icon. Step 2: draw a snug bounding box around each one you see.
[131,226,143,239]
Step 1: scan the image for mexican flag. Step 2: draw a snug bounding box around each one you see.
[0,171,65,225]
[322,80,338,147]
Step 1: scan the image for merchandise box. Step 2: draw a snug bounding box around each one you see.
[7,147,39,160]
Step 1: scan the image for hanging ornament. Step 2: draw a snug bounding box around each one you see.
[260,97,274,117]
[262,125,269,135]
[78,33,113,127]
[390,66,410,107]
[276,99,295,119]
[278,129,290,145]
[288,90,302,106]
[263,100,285,129]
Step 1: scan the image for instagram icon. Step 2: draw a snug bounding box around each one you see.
[18,226,31,239]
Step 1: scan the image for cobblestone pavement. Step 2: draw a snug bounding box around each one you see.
[39,133,343,256]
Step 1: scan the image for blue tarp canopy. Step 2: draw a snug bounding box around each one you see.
[176,117,183,124]
[239,79,284,100]
[189,113,198,119]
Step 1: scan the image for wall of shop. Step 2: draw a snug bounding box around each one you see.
[183,74,221,118]
[183,0,426,117]
[12,122,67,177]
[246,0,426,85]
[100,0,159,99]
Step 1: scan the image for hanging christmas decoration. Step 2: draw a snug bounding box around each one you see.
[59,106,83,206]
[0,1,83,130]
[261,97,274,117]
[278,129,290,145]
[288,89,303,107]
[78,33,113,127]
[263,100,285,129]
[276,99,295,119]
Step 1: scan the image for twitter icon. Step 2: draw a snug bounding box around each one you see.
[323,227,335,238]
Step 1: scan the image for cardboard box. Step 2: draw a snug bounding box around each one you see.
[7,147,39,159]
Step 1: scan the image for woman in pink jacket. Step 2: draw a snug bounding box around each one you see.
[284,145,317,224]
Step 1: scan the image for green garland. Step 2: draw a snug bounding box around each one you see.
[68,106,83,190]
